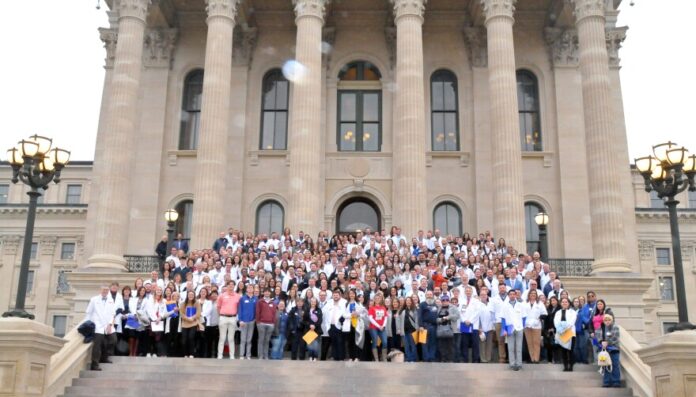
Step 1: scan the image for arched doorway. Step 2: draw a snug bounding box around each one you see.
[336,197,381,235]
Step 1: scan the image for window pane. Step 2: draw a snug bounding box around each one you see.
[363,123,379,151]
[363,93,379,122]
[276,80,289,110]
[650,191,664,208]
[175,200,193,240]
[660,277,674,301]
[443,80,457,111]
[30,242,38,260]
[363,64,381,81]
[517,71,542,152]
[263,79,277,110]
[689,191,696,209]
[274,112,288,150]
[662,322,677,335]
[434,203,461,236]
[340,93,356,121]
[261,112,276,150]
[61,243,76,260]
[432,81,444,111]
[656,248,671,265]
[53,315,67,338]
[26,270,34,295]
[339,201,379,233]
[0,184,8,204]
[432,113,445,151]
[524,203,542,255]
[444,113,458,151]
[257,202,284,235]
[269,203,284,234]
[339,123,356,151]
[66,185,81,204]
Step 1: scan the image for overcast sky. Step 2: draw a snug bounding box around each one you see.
[0,0,694,162]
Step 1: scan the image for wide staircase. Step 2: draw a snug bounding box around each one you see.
[59,357,633,397]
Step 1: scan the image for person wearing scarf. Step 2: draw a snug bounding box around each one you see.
[554,297,577,371]
[596,313,621,387]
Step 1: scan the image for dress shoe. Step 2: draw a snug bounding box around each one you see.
[99,359,113,364]
[90,364,102,371]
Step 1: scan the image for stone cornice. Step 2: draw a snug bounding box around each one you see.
[0,205,88,215]
[116,0,151,22]
[606,26,627,67]
[481,0,516,23]
[391,0,427,21]
[293,0,329,21]
[570,0,605,23]
[463,26,488,68]
[232,26,257,67]
[205,0,241,22]
[544,27,579,68]
[143,28,178,69]
[99,27,118,69]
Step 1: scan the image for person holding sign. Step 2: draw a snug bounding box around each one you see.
[500,289,524,371]
[554,297,577,371]
[399,296,419,362]
[179,290,201,358]
[303,297,323,361]
[368,292,388,362]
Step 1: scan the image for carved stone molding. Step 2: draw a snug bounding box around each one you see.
[571,0,605,22]
[99,27,118,69]
[463,27,487,68]
[384,26,397,70]
[391,0,427,21]
[480,0,516,22]
[206,0,241,21]
[293,0,329,21]
[639,240,655,262]
[232,26,258,67]
[1,235,22,256]
[39,236,57,256]
[544,27,579,67]
[144,28,178,69]
[605,26,627,67]
[116,0,151,21]
[322,27,336,69]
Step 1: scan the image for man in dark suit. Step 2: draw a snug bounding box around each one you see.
[173,233,189,253]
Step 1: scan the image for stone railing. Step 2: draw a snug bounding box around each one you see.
[124,255,160,273]
[549,258,593,276]
[618,325,653,397]
[45,326,92,397]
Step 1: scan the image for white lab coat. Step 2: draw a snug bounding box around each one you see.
[85,294,118,335]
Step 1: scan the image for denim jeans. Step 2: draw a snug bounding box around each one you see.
[603,351,621,386]
[369,328,387,350]
[404,332,417,362]
[270,334,286,360]
[574,330,588,364]
[423,325,438,362]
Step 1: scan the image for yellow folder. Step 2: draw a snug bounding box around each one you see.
[559,327,575,344]
[303,330,318,345]
[417,329,427,344]
[351,317,358,329]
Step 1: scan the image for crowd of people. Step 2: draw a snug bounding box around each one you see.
[84,226,622,388]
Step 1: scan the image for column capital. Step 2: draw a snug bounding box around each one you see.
[116,0,151,22]
[293,0,329,21]
[391,0,427,21]
[205,0,241,22]
[144,28,178,69]
[99,27,118,69]
[463,26,488,68]
[606,26,627,68]
[544,27,579,67]
[570,0,605,23]
[480,0,516,23]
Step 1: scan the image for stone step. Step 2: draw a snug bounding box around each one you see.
[62,385,631,397]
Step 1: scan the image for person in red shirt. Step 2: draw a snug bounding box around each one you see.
[368,292,388,362]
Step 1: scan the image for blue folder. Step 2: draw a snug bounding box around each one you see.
[167,302,178,318]
[186,306,196,318]
[460,323,473,333]
[126,317,140,329]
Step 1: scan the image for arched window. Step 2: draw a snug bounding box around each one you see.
[179,70,204,150]
[433,202,462,236]
[174,200,193,239]
[260,69,289,150]
[524,202,544,255]
[338,61,382,152]
[256,200,284,235]
[431,70,459,151]
[517,70,542,152]
[337,198,381,234]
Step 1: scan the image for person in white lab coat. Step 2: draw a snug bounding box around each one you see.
[84,286,118,370]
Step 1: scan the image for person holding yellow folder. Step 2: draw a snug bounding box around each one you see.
[302,297,323,361]
[399,296,420,362]
[554,297,577,371]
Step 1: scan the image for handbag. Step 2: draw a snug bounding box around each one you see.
[597,349,612,367]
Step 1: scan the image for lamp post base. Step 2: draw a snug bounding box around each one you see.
[2,309,35,320]
[669,322,696,332]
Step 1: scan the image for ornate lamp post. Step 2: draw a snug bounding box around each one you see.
[635,141,696,331]
[164,209,179,257]
[534,212,549,263]
[2,135,70,319]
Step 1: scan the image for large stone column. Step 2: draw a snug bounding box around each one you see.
[572,0,631,272]
[481,0,526,251]
[287,0,328,238]
[390,0,428,238]
[87,0,150,271]
[189,0,239,249]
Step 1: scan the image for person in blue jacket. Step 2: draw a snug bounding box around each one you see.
[573,297,588,364]
[579,291,598,364]
[237,284,257,359]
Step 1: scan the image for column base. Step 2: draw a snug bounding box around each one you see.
[637,330,696,397]
[2,309,35,320]
[85,254,128,272]
[591,258,632,273]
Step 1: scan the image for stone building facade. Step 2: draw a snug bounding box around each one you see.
[1,0,695,340]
